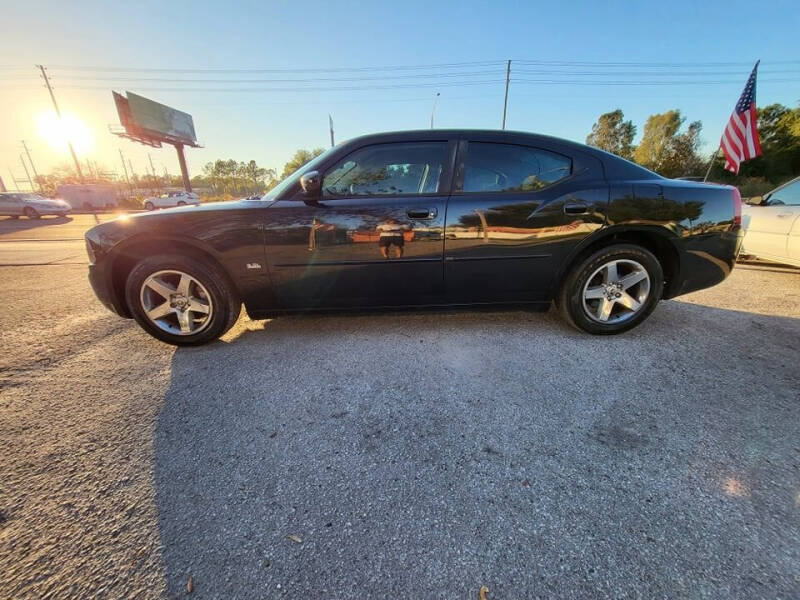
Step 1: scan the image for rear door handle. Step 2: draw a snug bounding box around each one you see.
[564,201,589,215]
[407,208,437,219]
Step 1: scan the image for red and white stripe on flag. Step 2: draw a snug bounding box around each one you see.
[719,61,762,174]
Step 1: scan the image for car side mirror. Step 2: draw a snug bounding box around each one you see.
[300,170,321,198]
[746,195,763,206]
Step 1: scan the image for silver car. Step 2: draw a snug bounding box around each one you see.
[0,193,71,219]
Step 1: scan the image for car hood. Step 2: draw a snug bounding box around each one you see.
[129,199,259,219]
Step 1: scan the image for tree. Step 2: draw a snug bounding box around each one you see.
[708,103,800,185]
[633,110,704,178]
[281,148,325,179]
[586,109,637,160]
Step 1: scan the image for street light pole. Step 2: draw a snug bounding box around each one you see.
[37,65,84,181]
[430,92,440,129]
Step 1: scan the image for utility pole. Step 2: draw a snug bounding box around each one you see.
[430,92,440,129]
[37,65,83,181]
[119,149,131,195]
[329,114,335,148]
[21,140,41,191]
[502,59,511,130]
[19,154,34,191]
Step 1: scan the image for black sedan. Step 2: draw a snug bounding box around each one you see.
[85,129,743,345]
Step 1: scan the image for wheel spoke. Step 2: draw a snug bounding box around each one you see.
[604,262,619,284]
[596,298,614,321]
[176,309,192,333]
[147,301,173,320]
[177,274,191,296]
[145,277,176,300]
[584,286,606,300]
[616,292,641,312]
[187,299,210,314]
[617,270,647,290]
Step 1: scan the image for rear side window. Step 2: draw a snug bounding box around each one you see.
[322,142,448,197]
[462,142,571,193]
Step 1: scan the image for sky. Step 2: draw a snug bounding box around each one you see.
[1,0,798,191]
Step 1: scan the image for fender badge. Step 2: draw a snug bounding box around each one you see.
[246,262,262,270]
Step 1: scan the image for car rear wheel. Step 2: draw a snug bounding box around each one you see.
[125,254,241,346]
[557,244,663,335]
[144,201,155,211]
[177,201,187,206]
[23,207,40,219]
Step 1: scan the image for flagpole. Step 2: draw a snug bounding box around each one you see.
[703,147,720,182]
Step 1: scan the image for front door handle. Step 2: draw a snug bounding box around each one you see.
[564,201,589,215]
[407,207,437,219]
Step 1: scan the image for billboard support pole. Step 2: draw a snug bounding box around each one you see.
[175,143,192,193]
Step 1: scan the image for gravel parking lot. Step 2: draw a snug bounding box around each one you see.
[1,217,798,598]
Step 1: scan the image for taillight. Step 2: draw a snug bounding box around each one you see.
[731,186,742,230]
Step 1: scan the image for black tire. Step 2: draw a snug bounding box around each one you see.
[24,207,40,219]
[177,201,187,206]
[144,201,155,211]
[556,244,664,335]
[125,254,241,346]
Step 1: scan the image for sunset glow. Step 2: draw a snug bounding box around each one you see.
[35,111,94,156]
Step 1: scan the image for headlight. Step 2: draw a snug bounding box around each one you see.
[85,238,97,265]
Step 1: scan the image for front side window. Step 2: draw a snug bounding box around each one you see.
[768,180,800,206]
[322,142,448,197]
[462,142,571,194]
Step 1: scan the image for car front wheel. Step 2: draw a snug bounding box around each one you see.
[557,244,663,335]
[144,201,155,211]
[24,207,40,219]
[125,254,241,346]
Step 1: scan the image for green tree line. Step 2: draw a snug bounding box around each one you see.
[586,103,800,186]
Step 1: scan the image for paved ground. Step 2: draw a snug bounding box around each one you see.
[1,218,798,599]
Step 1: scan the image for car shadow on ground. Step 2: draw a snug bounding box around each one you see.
[0,215,74,236]
[152,303,800,598]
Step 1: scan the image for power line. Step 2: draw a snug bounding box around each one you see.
[43,60,507,74]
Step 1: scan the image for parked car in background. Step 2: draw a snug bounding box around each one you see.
[143,191,200,210]
[741,176,800,267]
[0,192,71,218]
[85,129,743,346]
[56,184,118,210]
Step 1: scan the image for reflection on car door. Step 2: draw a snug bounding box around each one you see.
[444,140,608,302]
[263,141,455,308]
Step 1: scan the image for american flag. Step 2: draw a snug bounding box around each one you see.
[720,61,762,173]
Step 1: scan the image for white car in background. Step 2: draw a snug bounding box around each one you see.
[143,191,200,211]
[741,176,800,268]
[0,192,71,218]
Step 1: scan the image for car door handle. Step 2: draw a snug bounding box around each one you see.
[564,201,589,215]
[407,208,437,219]
[777,213,793,218]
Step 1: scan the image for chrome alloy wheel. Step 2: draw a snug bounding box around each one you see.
[582,259,650,324]
[139,270,213,335]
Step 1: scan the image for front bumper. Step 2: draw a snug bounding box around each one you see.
[88,262,130,318]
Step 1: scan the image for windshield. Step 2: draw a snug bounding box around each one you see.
[261,147,338,202]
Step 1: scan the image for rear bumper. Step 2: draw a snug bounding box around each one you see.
[88,262,130,317]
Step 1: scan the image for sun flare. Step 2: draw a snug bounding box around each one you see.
[36,111,94,155]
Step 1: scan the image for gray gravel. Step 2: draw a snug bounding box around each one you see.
[1,238,798,599]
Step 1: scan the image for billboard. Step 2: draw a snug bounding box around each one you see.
[123,92,197,145]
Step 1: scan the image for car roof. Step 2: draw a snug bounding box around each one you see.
[337,129,660,181]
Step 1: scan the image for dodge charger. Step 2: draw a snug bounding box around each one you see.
[85,130,742,345]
